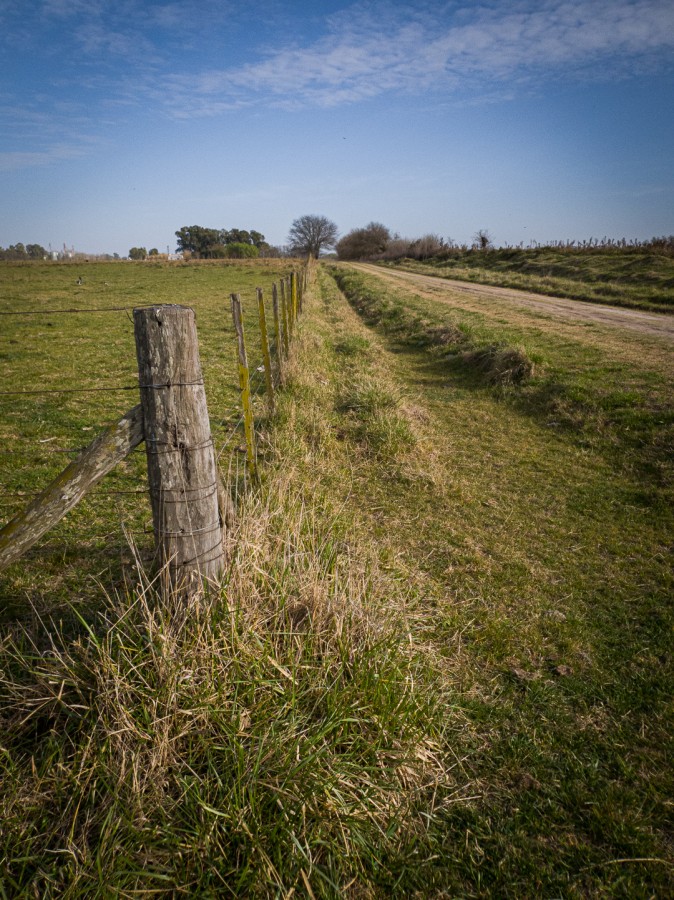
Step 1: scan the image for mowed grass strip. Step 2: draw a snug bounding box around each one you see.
[0,259,293,617]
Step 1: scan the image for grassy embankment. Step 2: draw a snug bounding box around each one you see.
[1,260,673,895]
[380,246,674,313]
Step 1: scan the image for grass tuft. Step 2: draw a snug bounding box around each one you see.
[461,344,535,385]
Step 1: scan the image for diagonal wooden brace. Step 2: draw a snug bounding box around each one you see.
[0,405,144,570]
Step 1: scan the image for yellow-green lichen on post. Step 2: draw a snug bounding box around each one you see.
[230,294,258,484]
[256,287,275,415]
[291,272,298,323]
[280,279,291,355]
[272,282,285,387]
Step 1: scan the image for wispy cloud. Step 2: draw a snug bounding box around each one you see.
[0,143,88,172]
[156,0,674,115]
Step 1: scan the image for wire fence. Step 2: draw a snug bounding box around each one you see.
[0,263,308,574]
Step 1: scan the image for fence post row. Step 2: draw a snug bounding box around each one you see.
[134,304,225,590]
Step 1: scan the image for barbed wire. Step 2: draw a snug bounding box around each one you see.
[0,304,159,316]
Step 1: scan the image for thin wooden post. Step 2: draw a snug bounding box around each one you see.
[287,276,294,330]
[230,294,258,483]
[256,287,275,415]
[291,271,298,321]
[134,305,225,589]
[0,406,144,570]
[280,279,290,355]
[271,283,285,387]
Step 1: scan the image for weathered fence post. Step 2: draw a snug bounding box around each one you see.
[272,282,285,387]
[280,279,290,355]
[291,271,298,321]
[134,305,225,590]
[256,287,276,415]
[230,294,258,483]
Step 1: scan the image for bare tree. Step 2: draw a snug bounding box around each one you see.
[336,222,391,260]
[287,215,338,258]
[473,229,494,250]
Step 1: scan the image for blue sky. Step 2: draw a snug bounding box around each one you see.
[1,0,673,255]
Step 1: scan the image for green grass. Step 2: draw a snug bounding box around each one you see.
[1,261,673,896]
[381,246,674,312]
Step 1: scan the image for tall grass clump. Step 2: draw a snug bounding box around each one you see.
[0,398,453,894]
[338,375,416,458]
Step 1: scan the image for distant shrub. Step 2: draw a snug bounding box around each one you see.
[224,242,260,259]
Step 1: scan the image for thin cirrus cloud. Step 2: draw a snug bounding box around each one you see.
[0,143,89,172]
[156,0,674,115]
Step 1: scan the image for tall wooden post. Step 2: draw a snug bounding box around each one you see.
[280,279,290,355]
[291,272,298,321]
[287,276,294,331]
[272,283,285,387]
[230,294,258,483]
[134,305,225,590]
[256,287,275,415]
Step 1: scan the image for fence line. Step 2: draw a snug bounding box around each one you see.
[0,262,311,578]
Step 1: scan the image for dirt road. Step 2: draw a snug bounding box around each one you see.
[349,263,674,344]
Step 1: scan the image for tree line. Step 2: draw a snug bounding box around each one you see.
[0,243,48,260]
[174,226,276,259]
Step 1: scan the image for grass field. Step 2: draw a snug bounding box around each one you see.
[380,246,674,313]
[1,260,673,895]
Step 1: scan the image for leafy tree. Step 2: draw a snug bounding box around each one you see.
[129,247,147,260]
[0,244,28,260]
[26,243,46,259]
[148,248,159,256]
[218,228,269,250]
[336,222,391,260]
[287,215,338,258]
[175,226,221,258]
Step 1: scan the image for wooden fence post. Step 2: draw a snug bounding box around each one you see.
[287,276,294,330]
[280,279,290,355]
[256,287,275,415]
[230,294,258,483]
[272,283,285,387]
[291,271,298,321]
[134,305,225,590]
